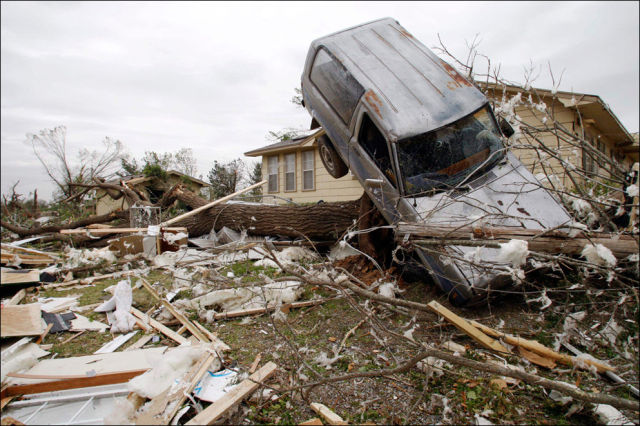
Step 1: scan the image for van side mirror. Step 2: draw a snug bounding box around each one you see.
[499,118,515,138]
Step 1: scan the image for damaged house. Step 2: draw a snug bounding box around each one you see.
[93,171,209,215]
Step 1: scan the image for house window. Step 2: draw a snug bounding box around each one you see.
[285,153,296,192]
[268,156,278,192]
[302,151,315,190]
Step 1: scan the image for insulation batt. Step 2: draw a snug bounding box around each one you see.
[94,279,137,333]
[128,345,216,399]
[497,239,529,268]
[581,243,617,267]
[175,281,303,313]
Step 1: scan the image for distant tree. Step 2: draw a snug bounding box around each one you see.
[27,125,126,201]
[207,159,245,199]
[291,87,303,108]
[119,148,198,179]
[247,161,263,200]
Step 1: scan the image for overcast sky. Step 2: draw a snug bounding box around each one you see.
[2,1,638,201]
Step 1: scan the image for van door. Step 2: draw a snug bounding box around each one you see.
[349,109,401,223]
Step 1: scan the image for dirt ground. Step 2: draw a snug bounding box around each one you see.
[4,249,639,425]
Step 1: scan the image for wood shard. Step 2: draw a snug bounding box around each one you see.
[186,361,278,425]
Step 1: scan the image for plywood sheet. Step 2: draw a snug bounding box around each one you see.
[1,304,45,337]
[1,270,41,285]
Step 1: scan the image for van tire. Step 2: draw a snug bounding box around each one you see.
[318,135,349,179]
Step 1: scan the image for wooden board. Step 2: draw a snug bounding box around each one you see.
[1,270,41,285]
[59,227,187,235]
[186,361,277,425]
[1,369,148,397]
[427,301,511,354]
[1,304,45,337]
[130,307,188,345]
[310,402,348,425]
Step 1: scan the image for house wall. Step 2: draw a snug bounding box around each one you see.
[261,148,364,204]
[95,191,129,216]
[495,98,634,190]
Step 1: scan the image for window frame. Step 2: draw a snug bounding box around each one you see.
[284,152,297,192]
[267,155,279,193]
[301,150,315,191]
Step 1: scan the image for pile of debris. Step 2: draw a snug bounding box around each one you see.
[1,184,638,425]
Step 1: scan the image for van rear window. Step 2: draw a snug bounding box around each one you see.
[310,48,364,124]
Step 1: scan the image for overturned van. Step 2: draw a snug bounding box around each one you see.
[300,18,573,305]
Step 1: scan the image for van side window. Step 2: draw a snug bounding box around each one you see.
[358,114,396,187]
[310,48,364,124]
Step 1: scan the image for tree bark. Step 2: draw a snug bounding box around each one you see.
[165,184,362,239]
[1,210,129,237]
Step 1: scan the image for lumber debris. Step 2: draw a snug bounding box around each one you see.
[0,270,41,286]
[469,319,615,373]
[6,289,27,306]
[212,298,335,320]
[397,222,638,258]
[59,226,187,235]
[186,361,278,425]
[130,306,188,345]
[1,304,45,337]
[299,418,324,426]
[426,301,511,354]
[310,402,348,425]
[1,369,148,397]
[139,278,209,342]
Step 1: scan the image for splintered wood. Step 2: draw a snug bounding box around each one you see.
[186,361,278,425]
[427,301,510,354]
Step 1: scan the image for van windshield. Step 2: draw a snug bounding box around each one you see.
[397,106,504,195]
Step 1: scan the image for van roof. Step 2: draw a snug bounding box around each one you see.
[310,18,487,140]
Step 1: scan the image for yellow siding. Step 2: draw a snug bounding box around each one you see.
[261,149,363,204]
[95,191,129,215]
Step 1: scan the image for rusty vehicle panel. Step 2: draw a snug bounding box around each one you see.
[301,18,572,304]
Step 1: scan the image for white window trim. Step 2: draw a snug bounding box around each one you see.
[284,153,296,192]
[267,156,279,193]
[302,150,315,191]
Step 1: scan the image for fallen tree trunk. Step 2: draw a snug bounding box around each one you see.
[165,184,362,239]
[1,210,129,238]
[397,222,639,258]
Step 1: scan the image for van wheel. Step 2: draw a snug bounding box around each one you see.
[318,135,348,179]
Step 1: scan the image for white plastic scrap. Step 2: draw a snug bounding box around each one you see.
[63,246,117,268]
[625,184,638,198]
[163,232,188,245]
[600,319,622,347]
[94,279,137,333]
[581,244,617,268]
[378,282,398,299]
[328,240,362,261]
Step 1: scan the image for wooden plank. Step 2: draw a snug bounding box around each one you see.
[249,352,262,374]
[162,180,267,227]
[0,244,56,258]
[186,361,278,425]
[125,334,154,351]
[299,418,324,426]
[427,301,511,354]
[59,227,187,235]
[35,323,53,344]
[310,402,348,425]
[1,304,45,337]
[0,396,15,412]
[1,270,41,285]
[139,278,208,342]
[193,320,230,351]
[6,289,27,306]
[130,307,188,345]
[469,320,614,372]
[1,370,148,397]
